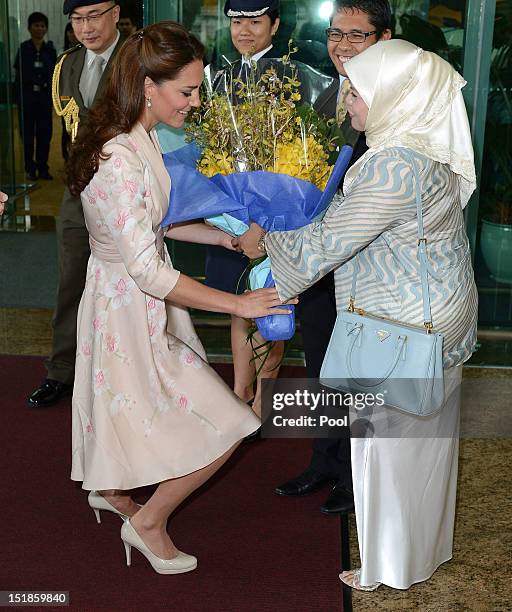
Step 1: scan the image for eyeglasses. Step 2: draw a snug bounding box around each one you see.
[325,28,377,43]
[69,3,116,27]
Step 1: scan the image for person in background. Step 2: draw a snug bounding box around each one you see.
[274,0,391,515]
[27,0,124,409]
[14,12,56,181]
[61,21,79,54]
[205,0,283,430]
[60,22,79,161]
[0,191,7,215]
[118,14,138,37]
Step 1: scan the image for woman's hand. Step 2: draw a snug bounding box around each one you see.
[216,229,237,251]
[166,221,236,250]
[239,222,266,259]
[0,191,7,215]
[234,288,298,319]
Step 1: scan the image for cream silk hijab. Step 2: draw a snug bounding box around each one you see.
[343,39,476,208]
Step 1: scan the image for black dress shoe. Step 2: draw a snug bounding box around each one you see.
[27,379,73,408]
[243,427,261,442]
[274,468,336,496]
[320,483,355,514]
[38,172,53,180]
[26,172,38,181]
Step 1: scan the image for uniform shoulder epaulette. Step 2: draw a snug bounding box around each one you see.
[53,44,83,142]
[56,43,83,62]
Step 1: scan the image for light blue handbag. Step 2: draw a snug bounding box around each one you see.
[320,153,444,417]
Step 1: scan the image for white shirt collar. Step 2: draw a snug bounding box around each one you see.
[338,75,348,97]
[85,31,120,68]
[242,44,273,64]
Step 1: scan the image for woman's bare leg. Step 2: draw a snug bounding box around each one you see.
[128,443,239,558]
[97,490,140,517]
[252,336,285,418]
[231,314,255,403]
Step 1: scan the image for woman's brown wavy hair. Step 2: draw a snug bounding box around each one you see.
[67,21,205,196]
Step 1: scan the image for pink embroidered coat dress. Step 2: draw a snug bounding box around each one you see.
[71,122,259,490]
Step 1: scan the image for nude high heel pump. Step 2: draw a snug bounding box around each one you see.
[120,519,197,575]
[88,491,140,523]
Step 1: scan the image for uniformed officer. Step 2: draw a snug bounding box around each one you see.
[205,0,283,435]
[14,12,56,181]
[28,0,123,408]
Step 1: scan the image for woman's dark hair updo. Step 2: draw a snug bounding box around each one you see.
[67,21,205,196]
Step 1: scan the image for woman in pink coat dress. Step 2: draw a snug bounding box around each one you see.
[66,21,295,575]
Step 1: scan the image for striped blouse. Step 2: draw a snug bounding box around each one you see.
[266,147,478,368]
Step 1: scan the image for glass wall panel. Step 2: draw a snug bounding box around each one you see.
[0,0,25,227]
[472,1,512,363]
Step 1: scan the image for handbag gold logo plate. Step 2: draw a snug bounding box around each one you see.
[376,330,391,342]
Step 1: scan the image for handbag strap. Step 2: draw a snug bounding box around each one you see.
[349,150,434,332]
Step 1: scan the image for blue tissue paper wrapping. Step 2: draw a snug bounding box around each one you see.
[162,143,353,340]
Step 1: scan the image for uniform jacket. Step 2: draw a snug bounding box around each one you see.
[211,48,332,107]
[55,37,124,134]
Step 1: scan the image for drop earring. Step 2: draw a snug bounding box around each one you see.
[146,97,152,109]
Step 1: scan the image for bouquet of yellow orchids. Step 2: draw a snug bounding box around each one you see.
[161,50,353,340]
[190,50,339,190]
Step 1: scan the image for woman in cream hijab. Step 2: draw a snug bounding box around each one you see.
[239,39,478,591]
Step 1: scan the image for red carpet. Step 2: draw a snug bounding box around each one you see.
[0,355,344,612]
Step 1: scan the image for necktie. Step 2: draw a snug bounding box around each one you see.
[336,79,351,126]
[238,60,251,81]
[83,55,105,108]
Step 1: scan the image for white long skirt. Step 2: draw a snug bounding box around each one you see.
[352,366,462,589]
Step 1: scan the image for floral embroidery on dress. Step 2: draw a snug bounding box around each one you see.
[176,393,193,414]
[85,189,96,206]
[86,262,106,297]
[93,368,110,396]
[112,156,123,169]
[93,263,104,284]
[105,273,135,309]
[80,335,93,358]
[106,207,137,236]
[110,393,134,416]
[104,332,120,353]
[179,347,203,369]
[92,310,108,335]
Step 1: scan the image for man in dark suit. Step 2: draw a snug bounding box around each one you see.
[28,0,124,408]
[274,0,392,513]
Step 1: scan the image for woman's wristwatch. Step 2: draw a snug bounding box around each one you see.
[257,230,267,254]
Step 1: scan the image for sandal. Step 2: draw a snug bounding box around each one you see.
[339,568,381,592]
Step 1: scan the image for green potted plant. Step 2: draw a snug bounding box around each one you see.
[480,187,512,285]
